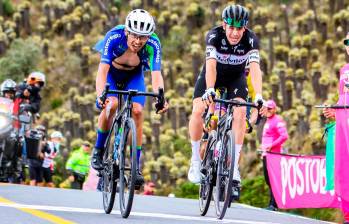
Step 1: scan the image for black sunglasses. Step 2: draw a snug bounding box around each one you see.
[344,39,349,46]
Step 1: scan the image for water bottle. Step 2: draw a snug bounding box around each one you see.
[214,140,221,158]
[113,128,122,161]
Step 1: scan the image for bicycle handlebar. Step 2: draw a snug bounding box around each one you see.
[213,98,264,125]
[99,83,166,113]
[314,104,349,109]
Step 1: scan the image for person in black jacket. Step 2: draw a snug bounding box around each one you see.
[16,72,46,114]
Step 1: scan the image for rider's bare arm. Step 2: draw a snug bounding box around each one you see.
[96,63,110,97]
[249,61,262,97]
[205,59,217,89]
[151,70,165,93]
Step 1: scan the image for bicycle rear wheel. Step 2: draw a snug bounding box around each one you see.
[119,118,137,218]
[102,122,118,214]
[214,130,235,219]
[199,131,216,216]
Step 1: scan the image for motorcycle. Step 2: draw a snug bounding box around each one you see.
[0,97,20,182]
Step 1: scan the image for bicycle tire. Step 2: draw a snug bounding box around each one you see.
[102,122,118,214]
[214,129,235,219]
[119,118,137,218]
[199,130,217,216]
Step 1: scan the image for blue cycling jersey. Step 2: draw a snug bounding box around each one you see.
[93,25,162,72]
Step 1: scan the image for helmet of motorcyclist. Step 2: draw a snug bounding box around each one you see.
[1,79,17,96]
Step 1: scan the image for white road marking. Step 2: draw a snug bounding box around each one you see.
[0,202,280,224]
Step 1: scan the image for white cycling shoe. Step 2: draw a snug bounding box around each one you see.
[188,160,201,184]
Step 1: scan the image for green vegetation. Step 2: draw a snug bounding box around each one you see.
[0,1,345,222]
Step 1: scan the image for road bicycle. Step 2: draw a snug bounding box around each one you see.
[99,84,164,218]
[199,97,262,219]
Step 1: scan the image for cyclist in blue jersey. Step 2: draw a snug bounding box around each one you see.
[91,9,168,187]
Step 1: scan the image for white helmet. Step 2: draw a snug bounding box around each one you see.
[50,131,63,139]
[125,9,155,36]
[1,79,17,95]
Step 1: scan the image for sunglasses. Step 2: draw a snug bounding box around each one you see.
[344,39,349,46]
[128,32,149,41]
[267,107,274,111]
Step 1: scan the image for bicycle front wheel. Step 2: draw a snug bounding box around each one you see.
[199,130,216,216]
[102,122,118,214]
[119,118,137,218]
[214,130,235,219]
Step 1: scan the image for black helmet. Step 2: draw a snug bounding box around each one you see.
[222,4,249,28]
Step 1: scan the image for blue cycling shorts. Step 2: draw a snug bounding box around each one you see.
[96,67,146,110]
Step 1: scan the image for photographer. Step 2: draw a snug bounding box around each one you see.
[27,125,47,186]
[16,72,45,114]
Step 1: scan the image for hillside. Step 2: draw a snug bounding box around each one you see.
[0,0,346,222]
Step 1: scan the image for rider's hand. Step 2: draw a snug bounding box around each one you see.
[323,107,335,119]
[202,88,215,107]
[254,94,267,116]
[156,100,169,114]
[68,175,75,182]
[23,89,30,97]
[95,96,107,110]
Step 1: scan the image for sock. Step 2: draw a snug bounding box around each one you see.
[136,146,142,169]
[233,144,242,182]
[191,140,200,162]
[95,129,110,149]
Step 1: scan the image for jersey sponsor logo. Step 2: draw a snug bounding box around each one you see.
[104,34,121,55]
[206,46,217,58]
[222,39,226,46]
[249,38,254,48]
[148,38,161,63]
[248,49,260,63]
[237,49,245,54]
[215,52,249,65]
[220,46,228,51]
[208,34,216,43]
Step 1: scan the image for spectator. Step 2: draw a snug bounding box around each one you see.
[65,141,91,189]
[42,131,63,187]
[261,100,288,211]
[143,182,156,195]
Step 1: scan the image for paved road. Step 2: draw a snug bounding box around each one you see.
[0,184,333,224]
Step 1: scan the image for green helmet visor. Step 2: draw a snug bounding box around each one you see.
[224,18,248,28]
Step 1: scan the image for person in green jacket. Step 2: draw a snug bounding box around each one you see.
[66,141,91,189]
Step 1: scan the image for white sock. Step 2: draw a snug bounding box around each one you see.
[233,144,242,181]
[191,140,201,162]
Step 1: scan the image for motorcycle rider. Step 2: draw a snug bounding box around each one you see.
[1,79,17,100]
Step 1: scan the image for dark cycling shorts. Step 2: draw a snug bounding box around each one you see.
[193,74,248,100]
[29,166,43,183]
[42,167,52,183]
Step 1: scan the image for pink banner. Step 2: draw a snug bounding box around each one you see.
[266,152,341,209]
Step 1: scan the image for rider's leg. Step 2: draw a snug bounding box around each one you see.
[126,72,146,187]
[92,97,118,170]
[232,97,247,182]
[132,102,143,168]
[188,97,206,183]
